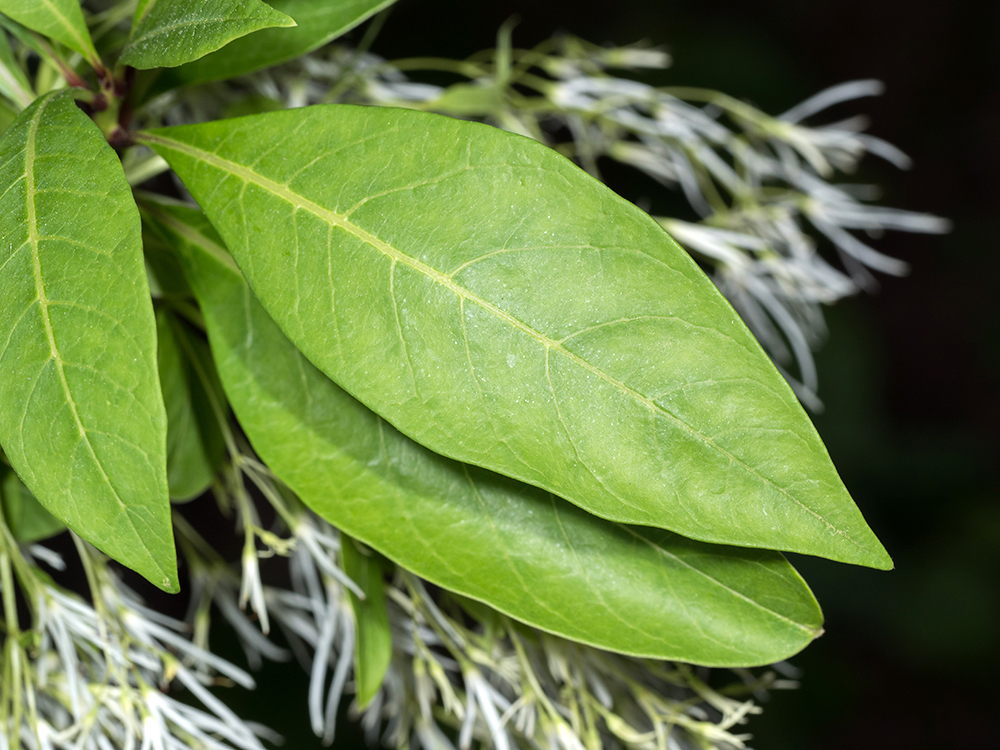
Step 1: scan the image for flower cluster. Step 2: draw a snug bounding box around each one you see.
[0,523,275,750]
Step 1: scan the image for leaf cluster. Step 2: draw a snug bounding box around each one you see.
[0,0,892,709]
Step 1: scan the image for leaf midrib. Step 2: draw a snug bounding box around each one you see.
[159,205,820,650]
[139,130,857,549]
[39,0,95,60]
[26,100,116,506]
[25,98,166,581]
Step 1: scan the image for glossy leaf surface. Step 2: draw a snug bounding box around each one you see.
[120,0,294,70]
[1,466,64,543]
[145,198,824,665]
[156,0,395,88]
[0,93,177,591]
[0,0,98,65]
[341,535,392,709]
[143,106,890,569]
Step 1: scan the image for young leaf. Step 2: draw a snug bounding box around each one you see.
[155,0,396,89]
[0,92,177,592]
[143,198,824,665]
[0,0,99,67]
[1,465,64,543]
[340,534,392,709]
[119,0,295,70]
[141,106,891,570]
[156,309,224,501]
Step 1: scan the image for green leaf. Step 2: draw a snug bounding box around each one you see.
[0,29,34,108]
[143,198,824,665]
[143,217,193,298]
[340,534,392,709]
[119,0,295,70]
[0,99,16,135]
[0,0,99,67]
[1,465,64,543]
[141,106,891,570]
[156,309,224,501]
[155,0,396,88]
[428,83,506,117]
[0,92,177,592]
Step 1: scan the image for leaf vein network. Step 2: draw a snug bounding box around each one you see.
[138,131,861,549]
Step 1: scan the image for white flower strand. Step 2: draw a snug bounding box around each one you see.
[0,531,272,750]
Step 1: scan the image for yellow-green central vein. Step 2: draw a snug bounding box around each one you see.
[26,99,123,513]
[26,99,167,582]
[138,131,856,548]
[40,0,96,61]
[138,203,820,643]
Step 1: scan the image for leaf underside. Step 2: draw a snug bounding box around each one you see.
[0,93,177,592]
[120,0,295,70]
[146,198,824,665]
[142,106,891,570]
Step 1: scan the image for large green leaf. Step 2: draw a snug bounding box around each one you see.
[142,198,824,665]
[0,0,99,67]
[119,0,295,70]
[0,92,177,592]
[341,534,392,709]
[155,0,395,89]
[141,106,891,570]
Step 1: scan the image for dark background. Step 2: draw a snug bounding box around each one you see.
[233,2,1000,748]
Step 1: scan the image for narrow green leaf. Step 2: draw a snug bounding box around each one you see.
[0,30,34,108]
[156,0,396,88]
[144,198,824,665]
[120,0,295,70]
[0,99,16,135]
[341,534,392,709]
[141,106,891,570]
[429,83,506,117]
[0,92,177,592]
[143,218,193,298]
[1,466,64,543]
[156,309,224,501]
[0,0,99,67]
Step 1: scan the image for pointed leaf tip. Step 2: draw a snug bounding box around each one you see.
[121,0,296,69]
[141,105,889,570]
